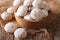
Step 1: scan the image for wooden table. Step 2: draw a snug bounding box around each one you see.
[1,16,60,40]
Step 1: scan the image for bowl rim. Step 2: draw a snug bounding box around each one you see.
[15,10,53,23]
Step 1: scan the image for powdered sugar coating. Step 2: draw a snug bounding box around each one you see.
[1,12,12,20]
[24,0,34,6]
[42,10,49,17]
[24,14,33,21]
[7,7,14,14]
[14,28,27,38]
[32,0,42,8]
[16,5,28,17]
[41,2,49,11]
[4,22,17,33]
[15,12,20,17]
[13,0,24,7]
[30,8,44,21]
[32,0,49,10]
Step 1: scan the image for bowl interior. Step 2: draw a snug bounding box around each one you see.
[15,10,52,23]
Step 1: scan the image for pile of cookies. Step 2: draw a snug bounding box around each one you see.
[0,0,50,40]
[15,0,49,21]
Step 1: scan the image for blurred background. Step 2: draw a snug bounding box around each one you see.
[0,0,60,40]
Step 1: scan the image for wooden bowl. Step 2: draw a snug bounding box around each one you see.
[15,10,56,29]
